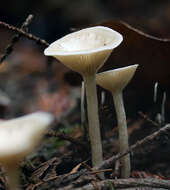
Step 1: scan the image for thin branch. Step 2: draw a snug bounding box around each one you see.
[20,15,34,31]
[73,178,170,190]
[0,21,49,47]
[138,111,160,127]
[0,14,34,63]
[97,124,170,170]
[47,130,88,151]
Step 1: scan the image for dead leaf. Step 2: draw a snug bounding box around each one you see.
[69,163,82,174]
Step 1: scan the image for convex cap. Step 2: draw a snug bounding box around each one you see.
[0,112,54,163]
[44,26,123,75]
[96,65,138,93]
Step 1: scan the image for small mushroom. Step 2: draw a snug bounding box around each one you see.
[96,64,138,178]
[44,26,123,167]
[0,112,54,190]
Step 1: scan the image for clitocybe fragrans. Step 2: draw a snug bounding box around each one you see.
[96,64,138,178]
[44,26,123,167]
[0,112,54,190]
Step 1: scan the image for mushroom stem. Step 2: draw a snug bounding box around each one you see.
[112,91,130,178]
[83,74,103,167]
[4,162,20,190]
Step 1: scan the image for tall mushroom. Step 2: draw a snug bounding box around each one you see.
[0,112,54,190]
[96,65,138,178]
[44,26,123,167]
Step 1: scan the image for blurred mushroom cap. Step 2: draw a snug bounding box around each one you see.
[0,112,54,163]
[96,65,138,93]
[44,26,123,76]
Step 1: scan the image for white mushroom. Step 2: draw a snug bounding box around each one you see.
[44,26,123,167]
[0,112,54,190]
[96,65,138,178]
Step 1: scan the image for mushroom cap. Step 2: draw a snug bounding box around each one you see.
[0,112,54,163]
[44,26,123,76]
[96,65,138,93]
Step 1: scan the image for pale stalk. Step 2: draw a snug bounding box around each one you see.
[81,81,85,127]
[84,74,103,167]
[113,91,130,178]
[4,162,20,190]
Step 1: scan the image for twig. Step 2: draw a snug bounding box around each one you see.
[20,15,34,31]
[0,14,34,63]
[31,157,58,179]
[0,21,49,47]
[82,162,101,181]
[73,178,170,190]
[97,124,170,170]
[138,111,160,127]
[47,130,88,151]
[89,169,112,175]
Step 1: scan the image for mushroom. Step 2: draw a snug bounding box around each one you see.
[44,26,123,167]
[96,64,138,178]
[0,112,54,190]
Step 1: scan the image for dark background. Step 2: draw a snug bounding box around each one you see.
[1,0,170,41]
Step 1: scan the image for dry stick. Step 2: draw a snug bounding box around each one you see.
[47,130,88,151]
[0,21,49,47]
[0,14,34,64]
[82,162,102,181]
[97,124,170,170]
[73,178,170,190]
[138,111,160,127]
